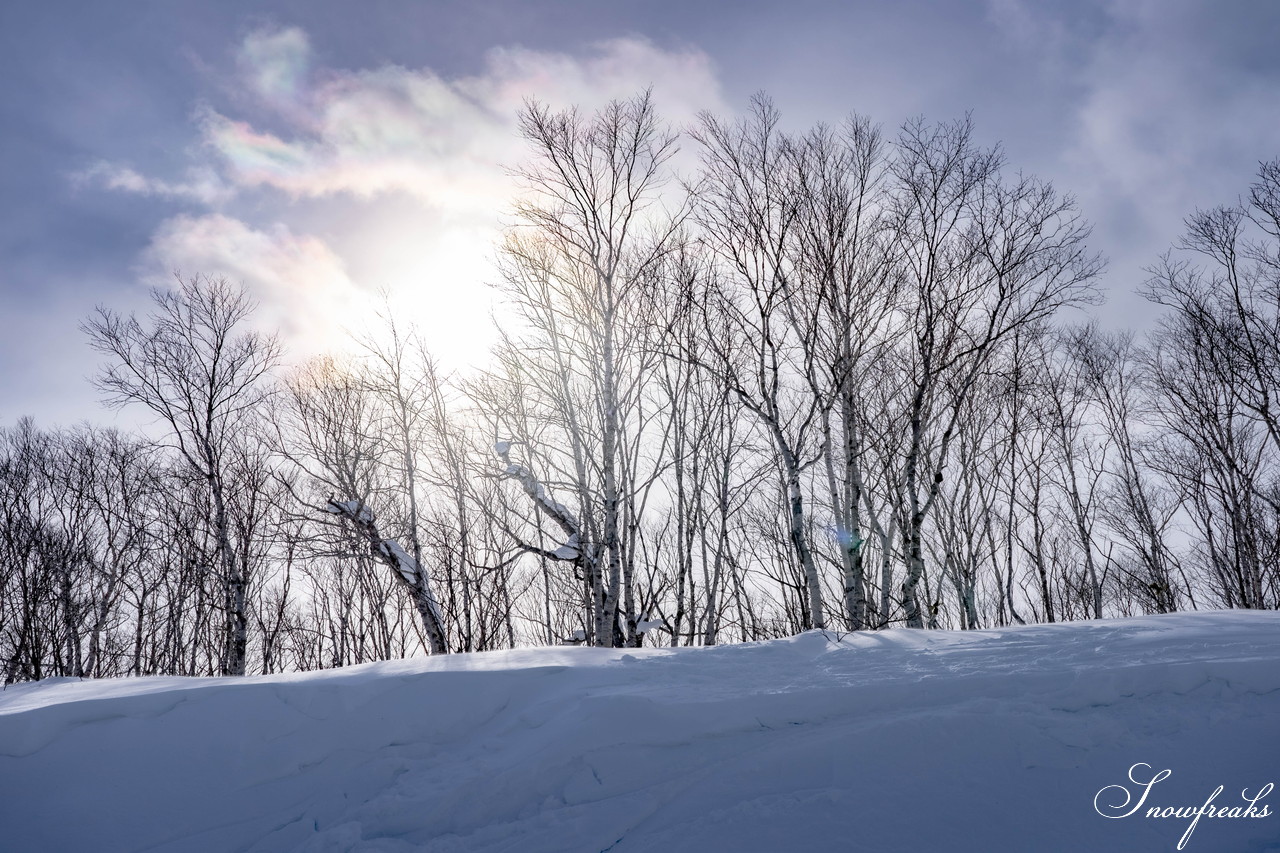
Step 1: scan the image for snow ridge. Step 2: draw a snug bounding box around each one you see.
[1,613,1278,852]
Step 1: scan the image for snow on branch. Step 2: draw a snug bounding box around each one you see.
[322,498,373,524]
[325,498,418,581]
[550,532,581,561]
[494,441,585,563]
[494,440,581,535]
[323,496,446,654]
[379,539,421,586]
[635,617,664,635]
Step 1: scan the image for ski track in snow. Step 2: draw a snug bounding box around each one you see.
[1,612,1279,852]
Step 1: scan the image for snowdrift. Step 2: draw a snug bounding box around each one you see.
[2,613,1279,852]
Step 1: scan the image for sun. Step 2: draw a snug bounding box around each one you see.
[345,211,503,372]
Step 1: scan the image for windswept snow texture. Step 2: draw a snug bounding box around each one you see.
[2,614,1279,853]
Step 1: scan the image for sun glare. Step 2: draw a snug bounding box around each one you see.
[346,217,503,372]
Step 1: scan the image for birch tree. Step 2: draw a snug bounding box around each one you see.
[83,274,280,675]
[690,95,829,630]
[887,116,1100,627]
[487,92,682,647]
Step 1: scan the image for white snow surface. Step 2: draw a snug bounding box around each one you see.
[2,612,1279,852]
[381,539,421,584]
[326,500,374,524]
[551,533,582,561]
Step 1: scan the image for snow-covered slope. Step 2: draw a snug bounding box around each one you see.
[2,613,1278,852]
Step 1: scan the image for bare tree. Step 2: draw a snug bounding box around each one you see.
[1074,330,1187,614]
[268,356,447,655]
[787,116,901,631]
[484,91,683,647]
[886,116,1100,627]
[689,95,829,630]
[83,274,280,675]
[1139,163,1280,610]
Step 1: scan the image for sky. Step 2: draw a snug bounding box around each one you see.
[2,0,1279,426]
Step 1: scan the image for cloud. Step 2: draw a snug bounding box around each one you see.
[94,29,729,368]
[72,161,233,205]
[1059,3,1280,285]
[139,213,364,358]
[207,29,727,207]
[984,0,1073,72]
[80,29,724,214]
[977,0,1280,323]
[238,25,312,106]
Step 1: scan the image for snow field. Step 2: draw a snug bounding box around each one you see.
[1,612,1278,852]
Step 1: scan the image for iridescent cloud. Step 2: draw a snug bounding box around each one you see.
[84,28,728,367]
[140,213,364,359]
[207,28,726,206]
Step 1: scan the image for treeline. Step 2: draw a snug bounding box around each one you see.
[3,94,1278,682]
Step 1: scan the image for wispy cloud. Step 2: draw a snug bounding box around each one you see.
[81,28,723,211]
[206,29,725,206]
[140,213,364,357]
[238,25,312,107]
[978,0,1280,315]
[85,27,727,364]
[992,1,1276,215]
[72,161,234,205]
